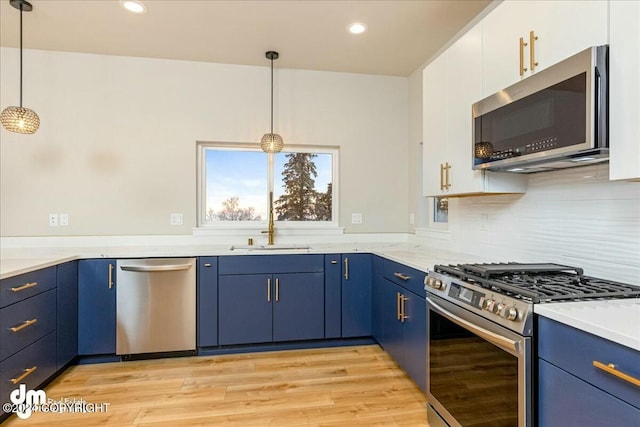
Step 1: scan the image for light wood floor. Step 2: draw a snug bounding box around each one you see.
[4,345,429,426]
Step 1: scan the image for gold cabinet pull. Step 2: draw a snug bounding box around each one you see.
[10,282,38,292]
[519,37,528,76]
[593,361,640,387]
[401,295,408,323]
[439,164,445,191]
[267,278,271,302]
[529,31,538,71]
[275,278,279,302]
[344,257,349,280]
[444,162,451,190]
[10,318,38,333]
[394,272,410,281]
[108,263,114,289]
[396,292,401,321]
[11,366,37,384]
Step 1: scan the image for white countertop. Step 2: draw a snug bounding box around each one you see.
[535,299,640,351]
[1,241,481,279]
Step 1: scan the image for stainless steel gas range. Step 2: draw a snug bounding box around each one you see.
[424,263,640,427]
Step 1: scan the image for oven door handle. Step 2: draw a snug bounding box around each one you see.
[428,298,520,354]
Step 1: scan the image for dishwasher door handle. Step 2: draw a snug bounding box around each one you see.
[119,264,193,272]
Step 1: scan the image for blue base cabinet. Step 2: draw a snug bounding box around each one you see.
[57,261,78,369]
[1,267,59,418]
[218,255,325,346]
[371,255,384,342]
[538,316,640,426]
[538,359,640,426]
[219,274,273,345]
[341,254,372,338]
[197,257,218,347]
[374,259,427,392]
[78,259,116,355]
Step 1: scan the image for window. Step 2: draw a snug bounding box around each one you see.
[197,142,338,228]
[434,197,448,223]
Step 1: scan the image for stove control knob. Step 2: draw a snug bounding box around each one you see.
[483,299,495,312]
[493,302,505,315]
[505,307,519,321]
[435,280,446,290]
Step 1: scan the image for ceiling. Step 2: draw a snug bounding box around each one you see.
[0,0,491,77]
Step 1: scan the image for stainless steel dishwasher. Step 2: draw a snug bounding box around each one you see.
[116,258,196,357]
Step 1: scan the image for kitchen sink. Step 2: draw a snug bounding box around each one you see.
[230,244,311,251]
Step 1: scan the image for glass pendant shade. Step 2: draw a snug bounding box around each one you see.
[260,132,284,153]
[474,141,494,159]
[2,0,39,135]
[1,106,40,134]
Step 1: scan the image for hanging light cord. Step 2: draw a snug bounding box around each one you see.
[269,56,274,135]
[19,3,24,107]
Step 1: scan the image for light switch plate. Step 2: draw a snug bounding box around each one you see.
[170,213,183,225]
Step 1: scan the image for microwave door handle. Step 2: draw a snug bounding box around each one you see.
[428,297,521,355]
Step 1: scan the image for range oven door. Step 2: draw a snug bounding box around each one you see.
[426,295,532,427]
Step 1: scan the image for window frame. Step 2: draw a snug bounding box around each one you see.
[196,141,340,231]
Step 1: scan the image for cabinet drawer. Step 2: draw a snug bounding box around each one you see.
[1,267,56,308]
[1,332,57,416]
[0,289,57,361]
[219,255,324,275]
[538,316,640,409]
[383,260,426,296]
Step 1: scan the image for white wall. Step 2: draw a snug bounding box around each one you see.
[0,48,409,236]
[416,165,640,284]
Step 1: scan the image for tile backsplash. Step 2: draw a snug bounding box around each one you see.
[426,164,640,284]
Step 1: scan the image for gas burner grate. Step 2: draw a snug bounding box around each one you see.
[434,263,640,303]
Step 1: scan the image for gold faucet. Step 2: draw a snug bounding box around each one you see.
[262,191,275,245]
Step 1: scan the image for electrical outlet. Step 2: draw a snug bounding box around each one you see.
[351,213,362,224]
[409,213,415,225]
[49,213,59,227]
[59,213,69,226]
[170,213,183,225]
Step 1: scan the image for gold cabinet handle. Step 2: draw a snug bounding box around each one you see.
[529,31,538,71]
[275,278,279,302]
[394,272,410,281]
[11,366,37,384]
[401,295,408,323]
[439,164,445,191]
[108,263,114,289]
[267,278,271,302]
[10,282,38,292]
[519,37,528,76]
[396,292,401,321]
[10,318,38,333]
[444,162,451,190]
[593,361,640,387]
[344,257,349,280]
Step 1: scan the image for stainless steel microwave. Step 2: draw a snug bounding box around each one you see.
[472,45,608,173]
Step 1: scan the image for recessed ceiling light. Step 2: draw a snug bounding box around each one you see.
[348,22,367,35]
[121,0,146,14]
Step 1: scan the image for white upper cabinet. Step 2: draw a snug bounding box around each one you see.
[609,0,640,181]
[482,0,608,97]
[422,52,449,197]
[422,25,526,197]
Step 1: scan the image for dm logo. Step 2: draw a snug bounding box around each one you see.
[10,384,46,419]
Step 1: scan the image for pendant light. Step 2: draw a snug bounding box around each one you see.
[260,51,284,153]
[1,0,40,134]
